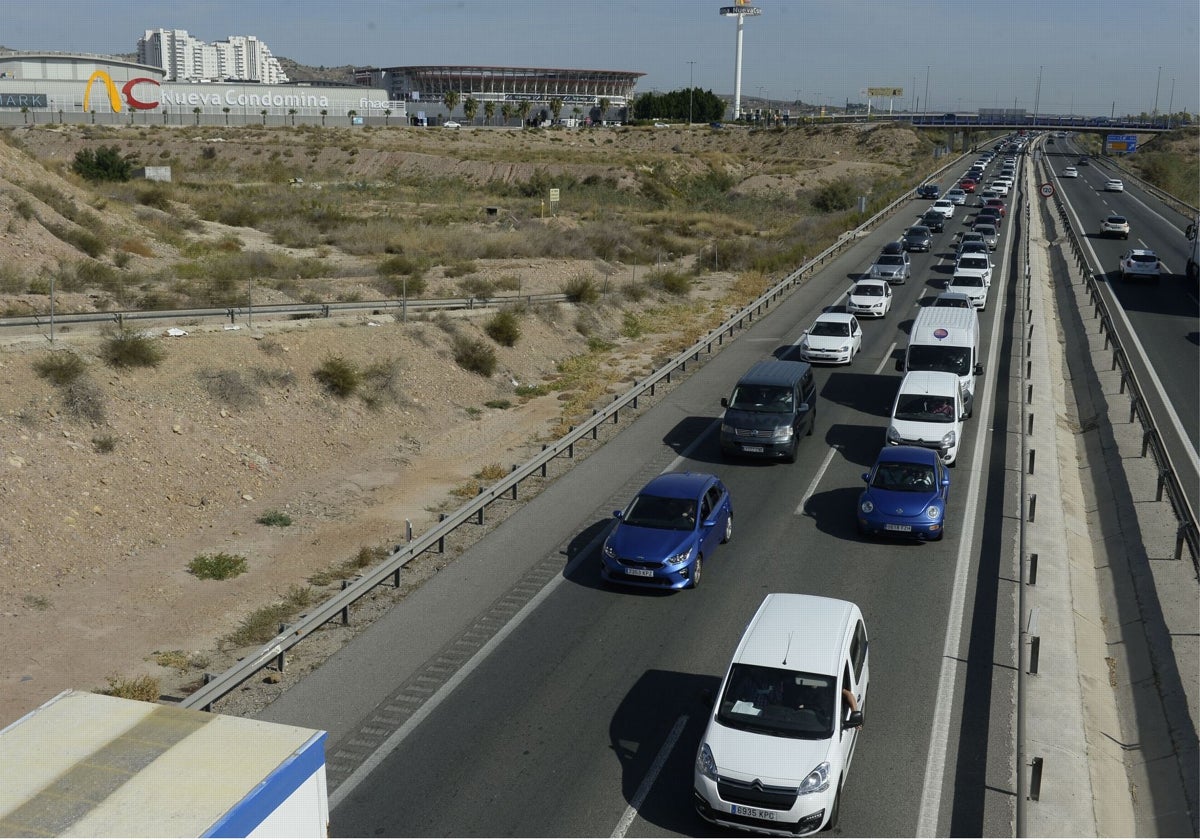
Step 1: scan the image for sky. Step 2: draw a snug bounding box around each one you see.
[4,0,1198,117]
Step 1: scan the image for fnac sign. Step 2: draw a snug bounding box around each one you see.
[83,71,160,112]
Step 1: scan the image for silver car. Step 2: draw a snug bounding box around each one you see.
[868,252,912,284]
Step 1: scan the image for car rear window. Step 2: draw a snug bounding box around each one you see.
[1107,216,1128,224]
[1129,254,1157,264]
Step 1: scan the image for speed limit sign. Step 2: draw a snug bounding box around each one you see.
[1039,182,1055,198]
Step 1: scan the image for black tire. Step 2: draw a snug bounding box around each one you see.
[721,514,732,544]
[690,555,702,589]
[824,780,843,831]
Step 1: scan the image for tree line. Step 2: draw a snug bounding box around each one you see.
[630,88,726,123]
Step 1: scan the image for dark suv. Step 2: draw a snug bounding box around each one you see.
[920,211,946,233]
[720,360,818,463]
[916,184,941,199]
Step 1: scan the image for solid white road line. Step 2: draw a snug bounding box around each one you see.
[610,715,689,838]
[796,445,839,516]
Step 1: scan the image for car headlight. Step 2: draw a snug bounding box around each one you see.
[797,761,831,795]
[839,344,850,353]
[941,430,957,448]
[774,425,794,442]
[696,743,718,781]
[666,546,694,566]
[860,499,874,513]
[602,542,617,559]
[720,423,735,436]
[886,426,902,444]
[800,339,810,351]
[927,505,941,519]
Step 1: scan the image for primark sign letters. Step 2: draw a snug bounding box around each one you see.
[0,93,47,108]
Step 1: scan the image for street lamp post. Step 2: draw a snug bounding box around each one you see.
[923,65,930,117]
[687,60,696,124]
[1152,66,1162,118]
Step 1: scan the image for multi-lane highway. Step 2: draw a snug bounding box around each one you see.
[259,147,1032,836]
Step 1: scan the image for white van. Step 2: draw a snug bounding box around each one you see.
[903,307,983,418]
[887,370,965,465]
[694,594,869,836]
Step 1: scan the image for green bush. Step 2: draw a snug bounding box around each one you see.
[811,178,858,212]
[33,352,86,385]
[563,274,599,303]
[223,586,314,647]
[100,674,159,702]
[71,145,135,182]
[99,330,163,369]
[256,510,293,527]
[314,355,361,397]
[453,335,497,377]
[188,552,248,580]
[484,309,521,346]
[649,269,692,296]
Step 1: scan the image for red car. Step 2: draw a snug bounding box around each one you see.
[983,197,1007,216]
[959,179,978,193]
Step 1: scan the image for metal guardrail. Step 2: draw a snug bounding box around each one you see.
[177,171,964,712]
[0,292,573,334]
[1042,157,1199,566]
[1088,155,1200,222]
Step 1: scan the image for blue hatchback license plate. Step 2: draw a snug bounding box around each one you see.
[624,567,654,578]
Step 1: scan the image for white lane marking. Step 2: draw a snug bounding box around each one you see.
[610,714,689,838]
[915,196,1014,835]
[796,445,839,516]
[874,342,897,376]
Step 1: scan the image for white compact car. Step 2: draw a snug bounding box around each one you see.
[1105,178,1125,192]
[930,199,955,218]
[846,280,893,318]
[694,593,869,836]
[1061,166,1078,178]
[799,313,862,365]
[887,370,965,465]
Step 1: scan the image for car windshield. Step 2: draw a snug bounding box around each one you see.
[975,227,997,236]
[876,255,905,267]
[907,344,971,375]
[894,393,956,423]
[622,494,697,530]
[728,384,794,413]
[934,297,971,308]
[810,320,849,337]
[854,284,885,297]
[905,228,928,238]
[716,664,835,740]
[871,461,937,492]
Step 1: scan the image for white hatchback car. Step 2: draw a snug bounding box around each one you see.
[846,280,893,318]
[1105,178,1125,192]
[1061,166,1078,178]
[694,594,869,836]
[930,199,955,218]
[799,313,862,365]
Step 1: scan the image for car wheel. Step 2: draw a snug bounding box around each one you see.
[824,779,843,831]
[690,555,703,588]
[722,514,733,544]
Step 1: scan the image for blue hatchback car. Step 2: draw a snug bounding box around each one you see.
[857,446,949,541]
[601,472,732,589]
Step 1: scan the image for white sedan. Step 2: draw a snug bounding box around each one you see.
[1105,178,1125,192]
[930,198,955,218]
[443,121,461,129]
[799,313,863,365]
[846,280,893,318]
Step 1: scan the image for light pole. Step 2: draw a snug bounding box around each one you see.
[923,65,930,116]
[1152,66,1162,118]
[1167,77,1175,127]
[1032,65,1043,125]
[687,60,696,124]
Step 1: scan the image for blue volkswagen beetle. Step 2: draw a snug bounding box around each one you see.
[601,472,732,589]
[857,446,949,541]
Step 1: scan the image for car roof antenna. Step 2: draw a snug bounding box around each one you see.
[781,631,794,666]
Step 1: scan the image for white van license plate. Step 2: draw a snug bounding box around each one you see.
[885,524,913,532]
[624,567,654,578]
[732,804,777,820]
[742,445,764,453]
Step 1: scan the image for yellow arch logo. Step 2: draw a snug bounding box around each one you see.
[83,70,122,113]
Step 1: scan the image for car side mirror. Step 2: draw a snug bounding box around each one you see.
[974,363,984,376]
[895,358,905,372]
[720,397,729,408]
[960,411,970,421]
[613,510,624,520]
[861,472,870,483]
[843,711,864,730]
[941,477,951,487]
[797,402,810,414]
[702,518,718,529]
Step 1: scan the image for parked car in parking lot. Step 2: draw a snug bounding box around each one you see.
[901,226,933,253]
[600,472,732,590]
[1118,249,1161,281]
[857,446,950,540]
[1100,215,1131,239]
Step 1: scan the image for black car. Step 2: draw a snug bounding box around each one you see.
[880,240,905,257]
[916,184,941,199]
[1077,156,1089,166]
[920,211,946,233]
[901,226,933,252]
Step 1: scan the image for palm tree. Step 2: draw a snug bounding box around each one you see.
[384,108,391,126]
[550,98,563,124]
[193,107,201,125]
[260,108,268,125]
[462,96,478,125]
[484,100,495,126]
[598,97,611,124]
[288,108,297,126]
[500,103,512,126]
[348,109,357,125]
[517,100,532,128]
[222,106,231,125]
[20,106,28,124]
[320,109,328,126]
[571,106,582,124]
[443,90,461,120]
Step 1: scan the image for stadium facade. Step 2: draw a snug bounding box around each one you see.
[355,65,645,123]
